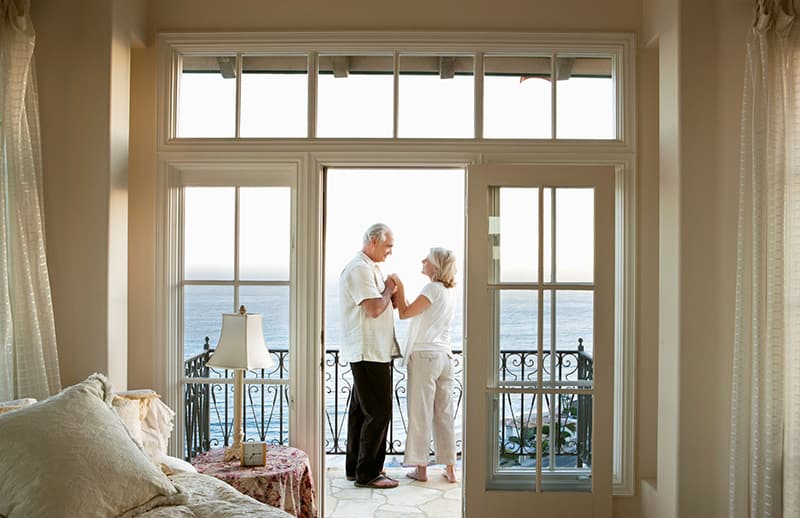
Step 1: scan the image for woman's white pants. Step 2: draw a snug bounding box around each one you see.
[403,351,456,466]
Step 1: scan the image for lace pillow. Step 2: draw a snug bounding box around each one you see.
[113,390,174,463]
[112,396,145,448]
[0,398,37,415]
[0,374,187,518]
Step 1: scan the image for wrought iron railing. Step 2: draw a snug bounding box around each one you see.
[183,338,593,466]
[577,338,593,468]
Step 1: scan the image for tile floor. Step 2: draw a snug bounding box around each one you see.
[324,455,462,518]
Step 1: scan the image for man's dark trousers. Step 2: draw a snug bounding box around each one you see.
[346,360,392,484]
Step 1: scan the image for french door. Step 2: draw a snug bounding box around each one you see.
[464,164,614,516]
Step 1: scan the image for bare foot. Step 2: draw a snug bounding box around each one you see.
[406,466,428,482]
[443,465,457,483]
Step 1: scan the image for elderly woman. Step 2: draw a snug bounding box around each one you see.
[389,247,458,483]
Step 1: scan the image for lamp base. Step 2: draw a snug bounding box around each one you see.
[222,444,242,462]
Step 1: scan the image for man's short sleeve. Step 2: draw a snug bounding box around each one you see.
[347,264,382,305]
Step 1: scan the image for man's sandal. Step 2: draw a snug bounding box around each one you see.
[354,474,399,489]
[346,469,387,482]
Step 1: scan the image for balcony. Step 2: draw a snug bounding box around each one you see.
[183,338,593,472]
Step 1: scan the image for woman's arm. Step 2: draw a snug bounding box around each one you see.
[389,276,432,319]
[397,293,431,320]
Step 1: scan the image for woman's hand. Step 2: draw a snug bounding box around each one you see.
[388,273,403,288]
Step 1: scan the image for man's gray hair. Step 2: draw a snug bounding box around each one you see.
[363,223,392,246]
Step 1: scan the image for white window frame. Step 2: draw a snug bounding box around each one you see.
[155,31,636,497]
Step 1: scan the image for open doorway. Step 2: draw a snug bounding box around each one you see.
[322,168,465,517]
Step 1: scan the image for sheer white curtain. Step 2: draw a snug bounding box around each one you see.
[0,0,60,401]
[729,1,800,516]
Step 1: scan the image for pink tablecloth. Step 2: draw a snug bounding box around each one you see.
[192,446,318,518]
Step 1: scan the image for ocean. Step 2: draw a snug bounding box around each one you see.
[184,285,594,358]
[182,285,594,454]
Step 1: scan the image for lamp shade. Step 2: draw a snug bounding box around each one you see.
[207,311,275,370]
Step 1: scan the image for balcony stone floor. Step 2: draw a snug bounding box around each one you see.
[324,455,462,518]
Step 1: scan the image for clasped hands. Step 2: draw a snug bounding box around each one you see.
[386,273,403,308]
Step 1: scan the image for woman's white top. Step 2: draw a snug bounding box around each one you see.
[400,281,455,367]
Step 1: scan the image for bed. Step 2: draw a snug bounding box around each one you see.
[0,374,292,518]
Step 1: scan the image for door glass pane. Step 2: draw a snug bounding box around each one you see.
[240,55,308,137]
[541,392,592,490]
[494,392,538,474]
[484,56,552,139]
[398,55,474,138]
[185,187,235,280]
[178,55,236,138]
[544,290,593,387]
[239,187,291,281]
[555,57,615,139]
[555,290,593,355]
[317,55,393,137]
[556,188,594,283]
[491,188,539,283]
[497,290,538,384]
[239,285,291,353]
[183,285,233,359]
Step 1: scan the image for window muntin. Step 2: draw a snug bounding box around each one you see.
[317,54,394,138]
[240,55,308,138]
[398,55,474,138]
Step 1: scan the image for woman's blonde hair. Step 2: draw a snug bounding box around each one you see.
[428,247,457,288]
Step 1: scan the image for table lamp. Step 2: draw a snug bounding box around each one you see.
[207,305,274,461]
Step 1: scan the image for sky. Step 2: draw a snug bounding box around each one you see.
[325,168,465,297]
[179,65,608,284]
[177,66,613,139]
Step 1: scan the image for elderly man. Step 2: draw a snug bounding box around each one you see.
[339,223,400,489]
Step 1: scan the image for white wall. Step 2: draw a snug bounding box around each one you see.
[640,0,751,517]
[32,0,146,389]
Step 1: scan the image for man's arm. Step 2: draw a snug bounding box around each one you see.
[360,277,396,318]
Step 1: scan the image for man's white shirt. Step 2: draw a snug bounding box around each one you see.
[338,252,396,363]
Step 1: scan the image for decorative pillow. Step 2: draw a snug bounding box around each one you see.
[0,397,37,414]
[159,454,198,475]
[115,389,159,421]
[112,395,145,448]
[0,373,187,518]
[141,396,175,460]
[112,389,175,464]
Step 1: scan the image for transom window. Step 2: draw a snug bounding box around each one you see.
[170,43,622,141]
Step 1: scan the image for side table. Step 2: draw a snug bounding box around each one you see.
[192,445,318,518]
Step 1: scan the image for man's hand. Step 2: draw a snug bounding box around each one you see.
[384,275,398,295]
[387,273,403,290]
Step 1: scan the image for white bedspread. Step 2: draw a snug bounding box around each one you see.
[137,472,294,518]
